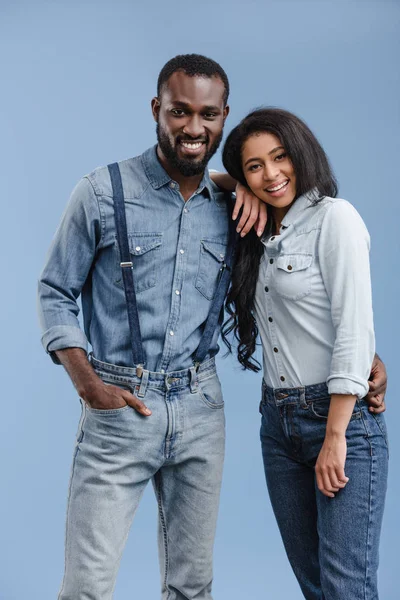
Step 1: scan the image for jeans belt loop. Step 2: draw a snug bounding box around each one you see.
[189,365,199,394]
[137,369,149,398]
[300,387,306,408]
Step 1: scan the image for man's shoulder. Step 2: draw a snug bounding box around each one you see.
[84,151,150,198]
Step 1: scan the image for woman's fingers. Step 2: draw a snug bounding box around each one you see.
[316,464,349,497]
[232,190,243,221]
[330,467,348,489]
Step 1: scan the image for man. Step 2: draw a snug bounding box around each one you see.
[38,54,387,600]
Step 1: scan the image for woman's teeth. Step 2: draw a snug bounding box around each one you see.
[267,180,289,192]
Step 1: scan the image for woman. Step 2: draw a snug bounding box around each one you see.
[221,108,388,599]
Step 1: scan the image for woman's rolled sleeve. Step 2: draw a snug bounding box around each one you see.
[319,200,375,399]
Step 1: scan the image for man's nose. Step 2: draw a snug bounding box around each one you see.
[182,115,205,139]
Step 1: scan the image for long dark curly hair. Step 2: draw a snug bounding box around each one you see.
[221,108,338,371]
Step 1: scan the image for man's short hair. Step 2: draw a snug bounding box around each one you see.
[157,54,230,105]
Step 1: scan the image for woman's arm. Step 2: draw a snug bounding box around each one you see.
[315,394,355,497]
[316,200,375,497]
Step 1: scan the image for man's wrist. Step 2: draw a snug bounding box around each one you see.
[77,375,104,402]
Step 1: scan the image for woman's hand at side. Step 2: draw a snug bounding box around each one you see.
[315,394,356,498]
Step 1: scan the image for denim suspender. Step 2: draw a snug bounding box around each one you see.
[193,214,237,366]
[108,163,145,374]
[108,162,237,371]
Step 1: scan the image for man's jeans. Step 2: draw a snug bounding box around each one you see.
[58,357,225,600]
[260,381,388,600]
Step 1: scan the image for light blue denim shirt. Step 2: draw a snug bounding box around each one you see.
[254,192,375,399]
[38,146,231,372]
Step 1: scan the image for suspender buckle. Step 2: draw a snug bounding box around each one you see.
[136,364,144,378]
[120,261,133,268]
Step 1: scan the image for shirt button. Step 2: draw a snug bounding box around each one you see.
[268,317,273,322]
[273,347,278,353]
[280,376,285,382]
[175,290,180,295]
[287,265,293,270]
[169,330,174,336]
[264,286,269,292]
[183,208,188,213]
[135,246,141,251]
[269,258,274,264]
[180,249,185,254]
[170,182,176,188]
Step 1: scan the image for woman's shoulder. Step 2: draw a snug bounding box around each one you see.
[317,196,370,243]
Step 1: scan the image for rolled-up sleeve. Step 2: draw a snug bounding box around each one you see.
[37,177,102,364]
[319,200,375,398]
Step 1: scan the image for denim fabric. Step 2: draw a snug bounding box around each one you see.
[260,381,388,600]
[254,193,375,398]
[38,146,231,372]
[58,357,225,600]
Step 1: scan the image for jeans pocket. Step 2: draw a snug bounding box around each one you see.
[309,397,361,421]
[197,374,225,409]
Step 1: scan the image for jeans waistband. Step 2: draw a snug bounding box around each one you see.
[90,355,217,396]
[262,380,329,406]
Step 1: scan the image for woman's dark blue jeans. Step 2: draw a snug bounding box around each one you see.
[260,381,388,600]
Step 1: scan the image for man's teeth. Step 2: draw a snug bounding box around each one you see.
[267,180,288,192]
[181,142,203,149]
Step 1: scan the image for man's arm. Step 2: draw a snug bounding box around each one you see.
[56,348,151,415]
[38,178,151,415]
[209,172,267,237]
[366,353,387,413]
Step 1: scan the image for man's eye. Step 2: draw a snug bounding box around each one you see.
[275,153,287,161]
[204,113,217,119]
[171,109,185,116]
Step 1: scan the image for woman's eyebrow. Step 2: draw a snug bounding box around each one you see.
[244,156,262,166]
[269,145,285,155]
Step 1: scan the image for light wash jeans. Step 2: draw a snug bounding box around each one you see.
[58,356,225,600]
[260,381,388,600]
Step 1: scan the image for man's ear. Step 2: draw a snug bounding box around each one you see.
[151,97,160,122]
[223,104,230,122]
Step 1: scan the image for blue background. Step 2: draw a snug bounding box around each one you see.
[1,0,399,598]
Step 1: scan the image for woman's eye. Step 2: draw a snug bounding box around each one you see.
[275,153,287,161]
[248,164,261,172]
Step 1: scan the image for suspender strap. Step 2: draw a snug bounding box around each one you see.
[108,162,145,369]
[193,218,238,366]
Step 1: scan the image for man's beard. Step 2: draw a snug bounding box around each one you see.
[156,123,223,177]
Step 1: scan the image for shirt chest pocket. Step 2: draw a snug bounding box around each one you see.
[115,233,162,294]
[274,253,313,300]
[195,239,228,301]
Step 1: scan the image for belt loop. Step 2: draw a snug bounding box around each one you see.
[137,369,149,398]
[189,366,199,394]
[300,387,306,408]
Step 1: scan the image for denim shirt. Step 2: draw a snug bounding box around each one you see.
[254,192,375,399]
[38,146,231,372]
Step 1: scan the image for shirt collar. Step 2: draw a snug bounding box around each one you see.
[280,189,317,228]
[141,145,214,199]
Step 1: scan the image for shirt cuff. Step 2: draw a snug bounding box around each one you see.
[327,375,369,399]
[41,325,88,365]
